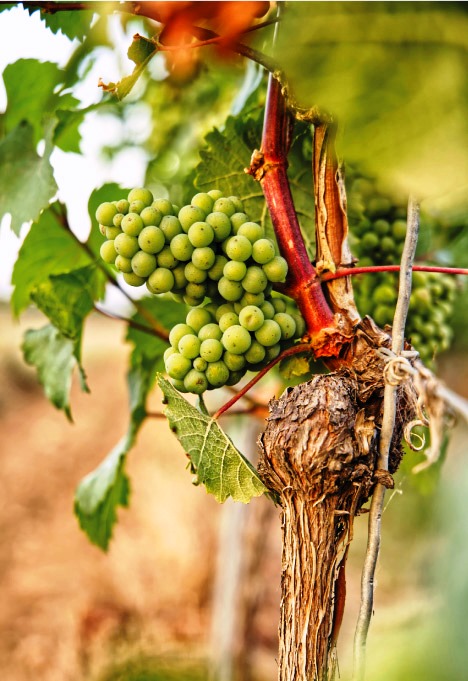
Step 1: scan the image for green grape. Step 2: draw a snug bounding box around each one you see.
[171,379,189,393]
[115,199,130,214]
[129,199,145,214]
[207,189,223,201]
[198,323,223,342]
[225,235,252,262]
[410,287,432,312]
[192,247,216,271]
[170,233,194,261]
[223,260,247,282]
[367,196,392,217]
[237,221,264,244]
[99,224,107,236]
[360,232,379,251]
[230,213,249,233]
[178,205,206,232]
[218,277,243,302]
[185,282,207,300]
[225,369,246,386]
[131,251,157,278]
[374,219,390,236]
[193,357,208,372]
[262,256,288,283]
[186,307,213,333]
[291,312,306,337]
[172,264,188,290]
[146,267,175,294]
[215,303,235,321]
[112,214,124,228]
[188,222,214,247]
[105,225,121,240]
[160,215,183,242]
[123,272,145,287]
[260,301,275,320]
[185,262,208,283]
[114,233,140,258]
[222,325,252,354]
[128,187,153,207]
[219,312,239,332]
[206,361,230,388]
[169,323,196,348]
[272,297,287,313]
[208,255,228,281]
[164,346,176,362]
[115,255,132,273]
[96,202,118,227]
[380,236,396,254]
[242,266,268,293]
[121,212,144,237]
[183,369,208,394]
[157,246,179,270]
[255,320,282,347]
[239,305,264,332]
[228,196,244,213]
[178,334,201,360]
[138,226,165,254]
[223,352,246,372]
[206,212,232,241]
[373,304,393,327]
[166,353,192,380]
[274,312,297,339]
[213,197,236,217]
[373,284,397,305]
[245,340,266,364]
[265,343,281,361]
[140,206,163,227]
[191,192,213,215]
[252,238,276,264]
[100,240,117,264]
[241,291,265,307]
[152,198,174,216]
[200,339,224,363]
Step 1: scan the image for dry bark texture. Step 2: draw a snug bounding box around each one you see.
[258,318,415,680]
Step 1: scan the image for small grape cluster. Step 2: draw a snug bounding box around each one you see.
[97,188,305,393]
[348,174,457,362]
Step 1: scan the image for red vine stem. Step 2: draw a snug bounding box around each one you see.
[322,264,468,281]
[255,75,335,338]
[213,342,313,420]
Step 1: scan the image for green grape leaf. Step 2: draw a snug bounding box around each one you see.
[35,9,95,41]
[31,265,106,340]
[11,203,92,315]
[99,34,157,100]
[87,183,131,256]
[157,375,268,503]
[279,353,312,379]
[22,324,82,420]
[0,122,58,234]
[74,355,156,550]
[126,297,187,366]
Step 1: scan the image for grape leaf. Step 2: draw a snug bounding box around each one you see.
[157,376,267,503]
[31,265,106,340]
[22,324,81,420]
[11,203,92,315]
[126,297,187,366]
[74,356,156,550]
[99,34,157,100]
[0,122,58,235]
[35,9,95,41]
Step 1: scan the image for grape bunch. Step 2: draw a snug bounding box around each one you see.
[347,173,457,363]
[96,188,306,393]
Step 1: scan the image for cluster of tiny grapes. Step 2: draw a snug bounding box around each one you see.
[347,174,457,363]
[97,188,305,393]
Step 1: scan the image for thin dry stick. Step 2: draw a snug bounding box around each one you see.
[352,196,420,681]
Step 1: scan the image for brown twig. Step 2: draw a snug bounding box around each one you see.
[93,305,162,338]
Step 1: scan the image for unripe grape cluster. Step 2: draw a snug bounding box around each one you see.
[97,188,305,393]
[347,174,457,363]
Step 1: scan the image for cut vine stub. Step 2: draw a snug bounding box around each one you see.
[258,317,415,681]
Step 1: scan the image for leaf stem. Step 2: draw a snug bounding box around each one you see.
[93,305,163,339]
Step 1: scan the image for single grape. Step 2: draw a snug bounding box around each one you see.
[222,325,252,355]
[112,214,124,228]
[183,369,208,394]
[172,264,188,290]
[219,312,239,332]
[129,199,145,214]
[115,255,132,273]
[206,211,232,241]
[187,222,214,248]
[114,233,140,258]
[237,221,264,244]
[207,189,223,201]
[171,379,189,393]
[131,251,157,278]
[373,304,393,327]
[223,260,247,282]
[152,198,174,216]
[193,357,208,372]
[191,247,216,271]
[218,277,243,302]
[260,301,275,320]
[123,272,145,287]
[99,224,107,236]
[206,361,230,388]
[380,236,396,254]
[140,206,163,227]
[255,320,282,347]
[164,346,176,362]
[160,215,183,242]
[146,267,175,294]
[230,212,249,234]
[170,233,194,262]
[191,192,213,215]
[239,305,264,332]
[262,256,288,283]
[178,334,201,360]
[228,196,244,213]
[252,238,276,264]
[138,226,165,254]
[166,353,192,380]
[198,323,223,342]
[361,233,380,251]
[225,369,246,386]
[225,235,252,262]
[121,212,144,237]
[200,339,224,363]
[100,240,117,264]
[291,312,306,337]
[186,307,213,333]
[185,262,208,283]
[373,284,397,305]
[241,291,265,307]
[213,197,236,217]
[223,352,246,372]
[105,225,121,240]
[115,199,130,214]
[96,202,118,227]
[274,312,297,339]
[264,343,281,362]
[178,205,206,232]
[185,282,207,300]
[157,246,179,270]
[272,297,287,313]
[367,196,392,217]
[245,340,266,364]
[242,266,268,294]
[208,255,228,281]
[169,323,195,348]
[128,187,153,207]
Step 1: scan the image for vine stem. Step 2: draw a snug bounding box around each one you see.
[93,305,159,338]
[322,264,468,281]
[353,196,420,681]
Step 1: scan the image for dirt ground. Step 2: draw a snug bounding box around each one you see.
[1,304,467,680]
